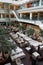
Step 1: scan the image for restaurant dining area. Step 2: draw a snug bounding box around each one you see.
[0,24,43,65]
[0,0,43,65]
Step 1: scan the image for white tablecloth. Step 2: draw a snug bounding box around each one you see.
[11,52,25,60]
[17,32,43,48]
[32,52,40,57]
[11,47,23,55]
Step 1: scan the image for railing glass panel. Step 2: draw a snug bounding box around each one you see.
[19,16,43,23]
[31,1,39,7]
[41,0,43,5]
[19,1,39,9]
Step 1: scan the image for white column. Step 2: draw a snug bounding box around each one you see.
[39,0,42,6]
[20,14,22,18]
[30,13,32,20]
[1,14,3,18]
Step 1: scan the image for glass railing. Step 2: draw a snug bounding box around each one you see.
[41,2,43,5]
[19,16,30,20]
[32,3,39,7]
[19,16,43,23]
[19,2,39,9]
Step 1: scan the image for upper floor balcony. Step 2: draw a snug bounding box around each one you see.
[19,16,43,24]
[0,17,17,22]
[17,6,43,13]
[17,0,43,13]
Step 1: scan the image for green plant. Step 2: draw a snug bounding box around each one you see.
[26,28,35,36]
[0,25,16,60]
[39,30,43,37]
[19,24,25,31]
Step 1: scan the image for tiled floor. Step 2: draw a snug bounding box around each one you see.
[0,42,43,65]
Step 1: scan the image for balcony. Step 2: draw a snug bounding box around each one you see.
[0,9,7,13]
[0,18,7,22]
[0,18,10,22]
[10,18,17,21]
[17,0,43,13]
[0,18,17,22]
[16,18,43,29]
[20,1,39,9]
[0,8,11,14]
[17,5,43,13]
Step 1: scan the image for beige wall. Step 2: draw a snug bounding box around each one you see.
[26,24,40,32]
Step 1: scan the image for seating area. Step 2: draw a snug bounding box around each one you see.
[9,31,43,64]
[0,26,43,65]
[0,0,43,64]
[11,47,25,61]
[10,32,43,49]
[10,32,28,47]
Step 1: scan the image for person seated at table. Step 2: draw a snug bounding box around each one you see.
[38,45,40,52]
[31,56,38,65]
[29,48,33,54]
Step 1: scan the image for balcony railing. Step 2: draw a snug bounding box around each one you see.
[10,18,17,21]
[0,18,10,22]
[19,1,39,9]
[0,18,17,22]
[19,0,43,10]
[19,16,43,23]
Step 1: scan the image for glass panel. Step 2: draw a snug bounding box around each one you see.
[4,3,9,10]
[20,4,26,9]
[39,12,43,20]
[20,13,30,20]
[32,13,38,20]
[32,1,39,7]
[41,0,43,5]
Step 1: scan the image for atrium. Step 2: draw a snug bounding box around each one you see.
[0,0,43,65]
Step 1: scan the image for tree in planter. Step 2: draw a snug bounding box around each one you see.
[39,30,43,37]
[0,26,17,63]
[13,22,19,28]
[26,28,35,36]
[19,24,25,32]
